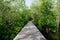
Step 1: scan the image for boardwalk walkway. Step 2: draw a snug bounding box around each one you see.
[13,21,46,40]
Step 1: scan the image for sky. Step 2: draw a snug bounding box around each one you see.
[25,0,57,8]
[9,0,57,9]
[25,0,32,8]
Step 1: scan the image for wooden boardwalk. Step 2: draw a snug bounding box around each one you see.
[13,21,46,40]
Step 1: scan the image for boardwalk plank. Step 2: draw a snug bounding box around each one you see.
[13,21,46,40]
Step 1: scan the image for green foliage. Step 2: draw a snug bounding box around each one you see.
[0,0,32,40]
[0,0,58,40]
[32,0,57,40]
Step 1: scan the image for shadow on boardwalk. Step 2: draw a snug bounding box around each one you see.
[14,21,46,40]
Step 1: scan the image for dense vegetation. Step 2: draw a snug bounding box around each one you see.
[32,0,57,40]
[57,0,60,40]
[0,0,59,40]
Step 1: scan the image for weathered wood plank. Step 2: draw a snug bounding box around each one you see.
[13,21,46,40]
